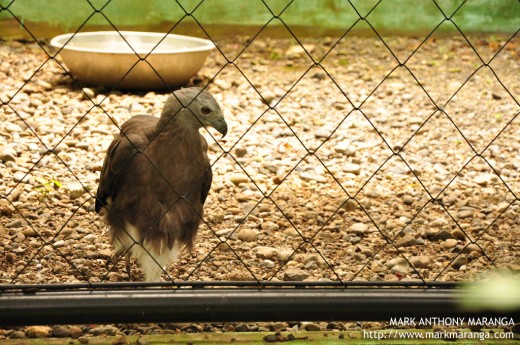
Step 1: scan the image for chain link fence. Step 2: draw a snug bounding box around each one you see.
[0,0,519,299]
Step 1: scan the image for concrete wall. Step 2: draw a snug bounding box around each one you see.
[1,0,519,37]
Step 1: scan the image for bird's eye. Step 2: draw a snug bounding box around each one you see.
[201,106,211,115]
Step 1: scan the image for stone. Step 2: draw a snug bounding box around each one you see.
[255,246,279,260]
[6,219,23,228]
[52,325,72,338]
[430,230,454,241]
[410,255,431,268]
[234,147,248,158]
[451,256,468,269]
[230,174,249,186]
[68,326,83,338]
[26,326,52,338]
[473,173,496,186]
[278,249,294,262]
[299,171,327,183]
[284,268,311,281]
[284,227,299,237]
[66,182,86,199]
[451,229,466,240]
[343,163,361,175]
[384,274,400,281]
[237,228,258,242]
[314,127,330,139]
[462,243,483,254]
[350,222,368,235]
[263,334,280,342]
[0,145,17,162]
[53,240,66,248]
[5,122,23,133]
[82,87,95,100]
[386,257,408,269]
[286,44,314,58]
[342,199,358,211]
[396,234,417,247]
[261,221,280,231]
[235,323,249,332]
[335,142,354,155]
[443,239,458,249]
[90,325,118,336]
[457,209,475,219]
[270,322,288,332]
[13,171,29,183]
[303,323,321,331]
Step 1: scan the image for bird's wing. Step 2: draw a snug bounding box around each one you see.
[95,115,158,213]
[200,135,212,204]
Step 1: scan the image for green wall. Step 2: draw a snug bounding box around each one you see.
[1,0,519,36]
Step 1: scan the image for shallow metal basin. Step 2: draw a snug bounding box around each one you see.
[50,31,215,90]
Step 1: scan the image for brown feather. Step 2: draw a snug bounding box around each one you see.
[96,88,226,280]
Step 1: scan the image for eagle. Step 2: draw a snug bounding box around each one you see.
[95,87,228,281]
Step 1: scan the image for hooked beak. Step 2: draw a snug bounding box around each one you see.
[214,119,228,138]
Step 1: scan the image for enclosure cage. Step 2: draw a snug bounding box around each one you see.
[0,0,519,333]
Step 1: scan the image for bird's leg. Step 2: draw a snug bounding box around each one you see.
[125,252,132,280]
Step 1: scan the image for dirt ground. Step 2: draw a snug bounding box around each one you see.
[1,31,519,288]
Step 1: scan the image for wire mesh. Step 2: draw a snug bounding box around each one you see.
[0,0,519,290]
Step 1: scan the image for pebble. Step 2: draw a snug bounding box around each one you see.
[473,173,496,186]
[334,141,354,155]
[278,249,293,262]
[90,325,118,336]
[443,239,458,249]
[430,230,454,241]
[462,243,483,254]
[391,265,409,275]
[5,122,23,133]
[261,221,280,231]
[284,229,299,240]
[314,127,330,139]
[235,323,249,332]
[0,145,17,162]
[13,171,29,183]
[53,240,66,248]
[451,229,466,240]
[451,256,468,269]
[230,174,249,186]
[52,325,83,338]
[283,268,311,281]
[234,147,248,158]
[26,326,52,338]
[350,222,368,235]
[342,163,361,175]
[255,246,279,260]
[237,228,258,242]
[82,87,95,100]
[299,171,327,183]
[396,234,417,247]
[410,255,431,268]
[386,257,408,269]
[457,209,475,219]
[6,219,24,228]
[303,323,321,331]
[342,199,358,211]
[66,182,86,199]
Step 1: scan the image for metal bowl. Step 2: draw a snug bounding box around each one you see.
[50,31,215,90]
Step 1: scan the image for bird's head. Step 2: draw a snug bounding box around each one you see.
[160,87,228,137]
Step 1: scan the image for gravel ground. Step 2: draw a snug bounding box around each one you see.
[0,33,519,287]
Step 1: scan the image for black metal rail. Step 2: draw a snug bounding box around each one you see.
[1,284,518,326]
